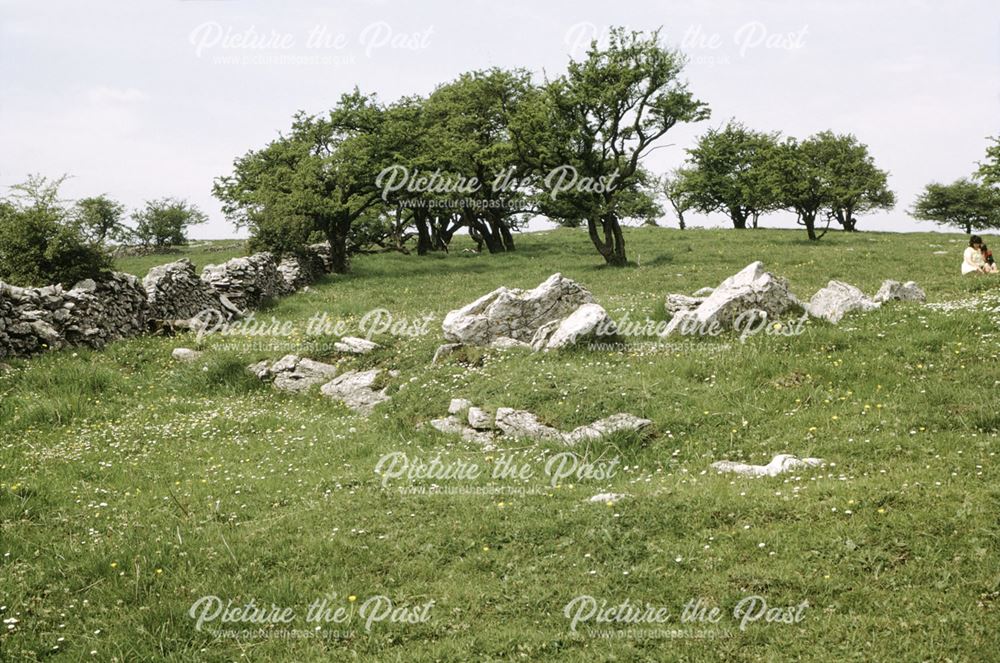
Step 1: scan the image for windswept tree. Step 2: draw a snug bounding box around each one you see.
[977,136,1000,188]
[214,90,396,273]
[769,136,835,241]
[912,178,1000,234]
[514,28,709,265]
[818,131,895,231]
[74,195,130,244]
[681,121,781,229]
[132,198,207,249]
[661,168,694,229]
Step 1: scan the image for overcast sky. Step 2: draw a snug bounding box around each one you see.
[1,0,998,238]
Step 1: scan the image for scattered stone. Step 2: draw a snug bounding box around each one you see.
[807,280,880,324]
[467,407,494,430]
[320,369,390,414]
[334,336,380,354]
[564,414,653,445]
[171,348,203,362]
[588,492,629,504]
[710,454,824,477]
[494,408,566,442]
[442,273,595,346]
[662,262,801,337]
[873,280,926,303]
[448,398,473,415]
[249,354,339,393]
[664,293,706,315]
[531,303,616,351]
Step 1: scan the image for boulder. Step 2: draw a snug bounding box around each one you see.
[467,407,494,430]
[710,454,824,477]
[530,303,616,351]
[662,262,801,337]
[664,293,705,315]
[249,354,339,392]
[171,348,203,362]
[873,280,926,303]
[320,369,390,414]
[442,273,594,345]
[807,280,880,323]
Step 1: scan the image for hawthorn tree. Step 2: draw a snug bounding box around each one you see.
[514,28,709,265]
[214,90,395,273]
[977,136,1000,187]
[912,178,1000,234]
[74,195,130,244]
[132,198,207,248]
[681,121,781,229]
[818,132,895,231]
[661,168,694,229]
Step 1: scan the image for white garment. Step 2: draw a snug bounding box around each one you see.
[962,246,985,274]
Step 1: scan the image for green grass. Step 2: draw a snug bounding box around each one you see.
[112,240,248,277]
[2,227,999,661]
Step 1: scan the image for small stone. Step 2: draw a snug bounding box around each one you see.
[448,398,473,415]
[589,492,629,504]
[334,336,379,354]
[171,348,203,362]
[710,454,824,477]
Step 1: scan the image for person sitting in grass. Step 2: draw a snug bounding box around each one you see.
[962,235,997,274]
[981,241,996,271]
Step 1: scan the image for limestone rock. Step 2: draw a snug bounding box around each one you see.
[807,280,880,324]
[711,454,824,477]
[467,407,494,430]
[588,492,629,504]
[663,262,801,337]
[873,280,926,303]
[320,369,390,414]
[334,336,380,354]
[665,293,705,315]
[565,414,653,445]
[431,343,463,365]
[494,408,565,442]
[171,348,203,362]
[530,303,616,351]
[448,398,473,415]
[249,354,339,392]
[489,337,531,350]
[442,273,594,345]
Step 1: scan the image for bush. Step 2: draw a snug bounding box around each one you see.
[0,203,112,287]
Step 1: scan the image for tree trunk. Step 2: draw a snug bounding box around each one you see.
[326,226,350,273]
[751,212,759,229]
[415,212,431,255]
[803,213,818,241]
[731,210,748,229]
[498,220,516,251]
[587,215,627,266]
[676,210,686,230]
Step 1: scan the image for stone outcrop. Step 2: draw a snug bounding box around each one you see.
[530,303,616,351]
[662,262,801,337]
[201,253,284,310]
[710,454,824,477]
[873,280,926,303]
[320,369,390,415]
[248,354,339,393]
[806,280,880,324]
[442,273,596,346]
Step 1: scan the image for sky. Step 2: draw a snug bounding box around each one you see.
[1,0,998,239]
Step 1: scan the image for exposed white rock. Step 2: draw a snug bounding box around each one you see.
[589,492,629,504]
[807,280,880,324]
[448,398,473,415]
[710,454,824,477]
[249,354,339,393]
[489,336,532,350]
[665,293,706,315]
[334,336,380,354]
[467,407,494,430]
[320,369,389,414]
[662,262,801,337]
[494,408,566,442]
[530,302,616,351]
[873,280,926,303]
[565,414,653,445]
[442,273,594,345]
[171,347,203,362]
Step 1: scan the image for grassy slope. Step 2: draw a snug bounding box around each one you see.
[1,227,999,661]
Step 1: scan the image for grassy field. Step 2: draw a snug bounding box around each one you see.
[2,227,999,661]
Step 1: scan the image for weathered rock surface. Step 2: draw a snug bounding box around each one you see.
[530,303,616,351]
[711,454,824,477]
[495,408,566,442]
[807,280,880,324]
[448,398,472,415]
[249,354,339,392]
[320,369,390,414]
[172,347,203,362]
[564,414,653,445]
[442,273,595,346]
[664,293,706,315]
[467,407,494,430]
[662,262,801,337]
[873,280,926,303]
[334,336,380,354]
